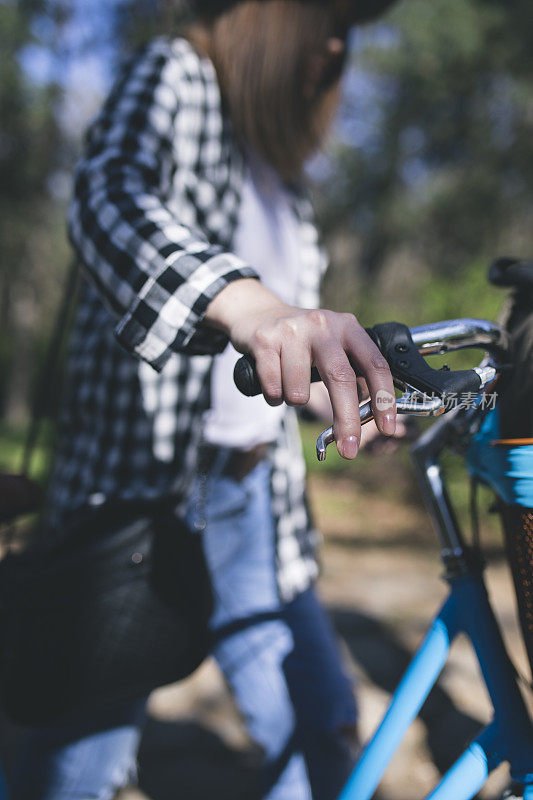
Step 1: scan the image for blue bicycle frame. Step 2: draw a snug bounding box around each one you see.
[339,406,533,800]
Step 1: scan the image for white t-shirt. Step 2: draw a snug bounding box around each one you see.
[203,156,304,449]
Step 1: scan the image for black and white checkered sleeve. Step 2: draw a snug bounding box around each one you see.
[68,39,259,371]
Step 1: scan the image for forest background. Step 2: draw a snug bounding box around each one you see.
[2,0,533,436]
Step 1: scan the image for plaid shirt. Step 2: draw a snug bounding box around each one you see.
[45,37,327,601]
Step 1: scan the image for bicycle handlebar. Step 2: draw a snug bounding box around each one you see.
[409,317,508,360]
[233,319,506,399]
[233,318,507,461]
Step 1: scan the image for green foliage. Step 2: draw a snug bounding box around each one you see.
[0,421,52,483]
[363,257,502,331]
[321,0,533,283]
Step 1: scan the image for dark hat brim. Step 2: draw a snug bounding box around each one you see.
[192,0,400,25]
[334,0,399,24]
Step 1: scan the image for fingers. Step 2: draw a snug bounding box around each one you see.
[244,307,396,462]
[280,341,312,406]
[252,328,312,407]
[343,323,396,437]
[253,346,284,406]
[312,346,361,459]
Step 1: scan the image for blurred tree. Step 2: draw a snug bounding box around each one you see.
[320,0,533,317]
[0,0,187,427]
[0,0,68,425]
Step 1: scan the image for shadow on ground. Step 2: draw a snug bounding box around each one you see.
[134,604,483,800]
[137,718,262,800]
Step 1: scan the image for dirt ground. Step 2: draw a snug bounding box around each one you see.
[1,447,531,799]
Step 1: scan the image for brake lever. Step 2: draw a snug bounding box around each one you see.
[315,364,498,462]
[315,386,446,462]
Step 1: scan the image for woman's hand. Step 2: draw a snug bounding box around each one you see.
[205,279,396,459]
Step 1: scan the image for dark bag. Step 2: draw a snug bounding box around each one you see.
[0,502,213,726]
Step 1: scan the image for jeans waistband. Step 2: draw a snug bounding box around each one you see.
[199,443,270,481]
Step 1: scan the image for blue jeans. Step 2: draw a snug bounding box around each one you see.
[9,700,146,800]
[194,454,358,800]
[10,456,356,800]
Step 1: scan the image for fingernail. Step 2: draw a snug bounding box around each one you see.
[382,414,396,436]
[340,436,359,459]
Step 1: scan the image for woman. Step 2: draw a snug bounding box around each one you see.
[12,2,399,799]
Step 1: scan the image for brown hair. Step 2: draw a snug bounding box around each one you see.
[186,1,347,180]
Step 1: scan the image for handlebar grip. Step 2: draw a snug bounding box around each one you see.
[233,354,322,397]
[488,257,533,290]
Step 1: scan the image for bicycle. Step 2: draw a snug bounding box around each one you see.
[235,268,533,800]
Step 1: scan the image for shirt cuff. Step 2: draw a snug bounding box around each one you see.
[114,254,260,370]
